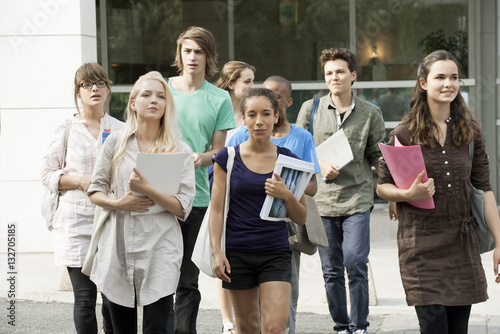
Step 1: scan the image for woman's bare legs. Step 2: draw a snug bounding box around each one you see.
[260,281,291,334]
[230,282,291,334]
[230,286,260,334]
[217,279,235,333]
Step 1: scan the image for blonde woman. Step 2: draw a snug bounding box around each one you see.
[87,71,195,333]
[41,62,123,334]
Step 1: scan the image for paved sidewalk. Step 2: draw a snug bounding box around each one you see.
[1,207,499,333]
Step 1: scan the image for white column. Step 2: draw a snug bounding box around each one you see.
[0,0,97,252]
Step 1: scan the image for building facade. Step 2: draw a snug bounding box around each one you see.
[0,0,498,252]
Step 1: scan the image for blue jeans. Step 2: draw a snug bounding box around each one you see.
[318,211,370,332]
[174,207,206,334]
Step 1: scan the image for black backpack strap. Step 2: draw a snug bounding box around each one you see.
[309,98,320,135]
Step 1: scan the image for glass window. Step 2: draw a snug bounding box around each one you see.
[98,0,183,84]
[233,0,349,81]
[98,1,469,84]
[97,0,350,84]
[109,93,129,121]
[355,0,469,81]
[357,87,412,122]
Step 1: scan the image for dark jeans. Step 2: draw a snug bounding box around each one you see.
[174,206,206,334]
[67,267,113,334]
[105,294,174,334]
[415,304,472,334]
[317,211,370,332]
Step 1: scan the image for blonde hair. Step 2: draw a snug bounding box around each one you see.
[173,26,218,78]
[74,62,112,114]
[112,71,180,180]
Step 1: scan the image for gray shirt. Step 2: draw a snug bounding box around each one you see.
[88,132,195,307]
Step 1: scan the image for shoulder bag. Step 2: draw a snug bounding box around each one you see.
[41,120,71,231]
[81,195,113,276]
[288,195,328,255]
[469,140,495,253]
[192,146,235,278]
[82,134,120,276]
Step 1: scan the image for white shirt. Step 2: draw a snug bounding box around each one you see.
[87,132,195,307]
[41,113,124,267]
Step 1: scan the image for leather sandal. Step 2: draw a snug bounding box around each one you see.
[222,322,235,334]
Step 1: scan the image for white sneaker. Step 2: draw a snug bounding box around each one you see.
[337,330,350,334]
[353,330,368,334]
[222,322,236,334]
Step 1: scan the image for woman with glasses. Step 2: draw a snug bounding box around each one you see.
[41,63,123,334]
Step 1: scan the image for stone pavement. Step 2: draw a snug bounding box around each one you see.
[1,206,499,333]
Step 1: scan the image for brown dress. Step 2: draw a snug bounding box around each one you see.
[378,120,489,306]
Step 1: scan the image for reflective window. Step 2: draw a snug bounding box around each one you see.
[98,0,470,123]
[356,0,469,80]
[233,0,349,81]
[357,88,412,122]
[97,0,183,84]
[109,93,129,121]
[98,0,469,84]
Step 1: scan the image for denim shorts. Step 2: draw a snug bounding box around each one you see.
[223,248,292,290]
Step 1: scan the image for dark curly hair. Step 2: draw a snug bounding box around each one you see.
[320,48,357,73]
[240,88,283,133]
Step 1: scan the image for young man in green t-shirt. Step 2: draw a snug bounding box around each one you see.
[168,26,235,333]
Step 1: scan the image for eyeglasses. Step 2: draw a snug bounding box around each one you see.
[79,80,107,90]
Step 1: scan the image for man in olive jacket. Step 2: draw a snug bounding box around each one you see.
[296,47,385,334]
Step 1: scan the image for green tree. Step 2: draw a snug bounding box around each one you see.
[418,29,468,75]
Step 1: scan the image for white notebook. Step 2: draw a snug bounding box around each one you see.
[131,152,187,216]
[315,129,353,169]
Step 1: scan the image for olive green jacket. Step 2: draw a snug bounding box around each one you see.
[296,95,385,217]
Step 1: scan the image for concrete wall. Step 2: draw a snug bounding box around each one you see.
[0,0,97,252]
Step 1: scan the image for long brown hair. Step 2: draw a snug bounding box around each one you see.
[402,50,475,147]
[216,61,255,91]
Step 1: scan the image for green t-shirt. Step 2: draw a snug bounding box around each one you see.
[168,78,235,207]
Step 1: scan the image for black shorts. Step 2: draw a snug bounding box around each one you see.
[222,248,292,290]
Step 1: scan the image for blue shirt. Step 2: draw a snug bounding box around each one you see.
[227,125,321,174]
[213,145,298,252]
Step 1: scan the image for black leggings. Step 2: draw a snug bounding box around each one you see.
[104,293,174,334]
[415,304,472,334]
[67,267,112,334]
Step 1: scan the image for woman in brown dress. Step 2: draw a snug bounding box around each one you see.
[377,50,500,334]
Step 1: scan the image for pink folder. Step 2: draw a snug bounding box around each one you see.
[379,137,435,209]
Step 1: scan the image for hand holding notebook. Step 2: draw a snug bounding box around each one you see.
[379,136,435,209]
